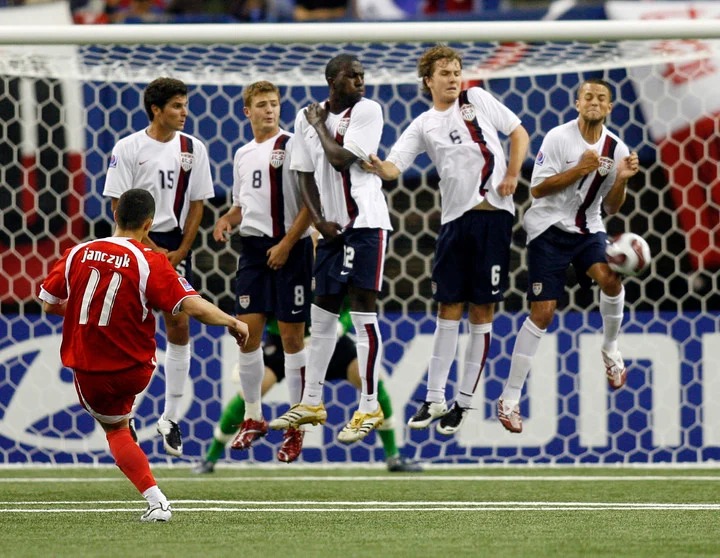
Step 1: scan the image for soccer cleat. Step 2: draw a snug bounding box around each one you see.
[497,398,522,433]
[337,407,384,444]
[140,501,172,522]
[277,427,304,463]
[386,455,423,473]
[268,403,327,429]
[191,459,215,474]
[436,402,469,435]
[230,418,268,450]
[602,349,627,390]
[156,416,182,457]
[407,400,448,429]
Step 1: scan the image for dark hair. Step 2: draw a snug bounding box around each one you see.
[577,78,614,101]
[116,189,155,230]
[143,77,188,121]
[417,45,463,94]
[325,54,359,82]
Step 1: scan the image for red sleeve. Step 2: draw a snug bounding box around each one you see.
[39,250,71,302]
[144,252,199,314]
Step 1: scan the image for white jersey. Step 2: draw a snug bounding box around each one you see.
[290,98,392,231]
[387,87,521,225]
[524,119,630,243]
[103,130,214,233]
[232,130,309,239]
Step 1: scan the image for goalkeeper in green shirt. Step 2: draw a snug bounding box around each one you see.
[193,306,422,472]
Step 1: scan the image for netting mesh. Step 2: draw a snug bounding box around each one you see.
[1,39,719,465]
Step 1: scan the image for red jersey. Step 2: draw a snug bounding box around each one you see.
[39,237,198,372]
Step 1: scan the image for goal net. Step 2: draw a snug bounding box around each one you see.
[1,20,719,466]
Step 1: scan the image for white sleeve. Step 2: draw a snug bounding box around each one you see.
[102,139,134,198]
[188,140,215,201]
[231,148,242,208]
[343,99,383,158]
[289,111,314,173]
[530,128,564,189]
[469,87,521,136]
[386,117,425,172]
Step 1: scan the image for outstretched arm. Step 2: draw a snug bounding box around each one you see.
[180,296,248,346]
[367,154,401,181]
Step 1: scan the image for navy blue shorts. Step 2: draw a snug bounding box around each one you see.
[313,228,388,297]
[431,209,513,304]
[526,226,608,301]
[234,235,313,323]
[149,228,193,285]
[263,333,356,382]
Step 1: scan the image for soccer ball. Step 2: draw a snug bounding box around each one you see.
[605,232,651,277]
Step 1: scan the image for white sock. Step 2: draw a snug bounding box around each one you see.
[351,311,382,413]
[301,304,339,406]
[238,347,264,420]
[284,349,306,406]
[501,319,545,402]
[142,485,167,506]
[600,286,625,354]
[163,342,190,422]
[426,318,460,404]
[456,323,492,409]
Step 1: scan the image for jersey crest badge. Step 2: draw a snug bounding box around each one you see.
[597,156,615,177]
[238,295,250,309]
[180,151,194,172]
[337,117,350,137]
[270,149,286,169]
[460,103,476,121]
[178,276,194,292]
[532,282,543,296]
[109,154,118,169]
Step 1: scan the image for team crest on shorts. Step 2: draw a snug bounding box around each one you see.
[180,151,194,172]
[337,117,350,136]
[597,156,615,176]
[238,295,250,309]
[270,149,286,169]
[460,103,476,121]
[532,282,543,296]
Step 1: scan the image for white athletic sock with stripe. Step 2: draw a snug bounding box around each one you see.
[501,318,545,402]
[456,322,492,409]
[163,342,190,423]
[351,311,382,413]
[238,347,264,420]
[600,286,625,355]
[284,349,306,406]
[301,304,339,406]
[426,318,460,404]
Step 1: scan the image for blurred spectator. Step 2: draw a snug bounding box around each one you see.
[111,0,168,22]
[356,0,417,19]
[293,0,351,21]
[166,0,266,22]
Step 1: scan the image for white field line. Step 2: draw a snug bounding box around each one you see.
[2,500,720,513]
[2,475,720,483]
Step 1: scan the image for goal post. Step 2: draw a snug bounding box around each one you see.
[1,20,719,466]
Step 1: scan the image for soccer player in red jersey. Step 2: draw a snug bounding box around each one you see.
[39,189,248,522]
